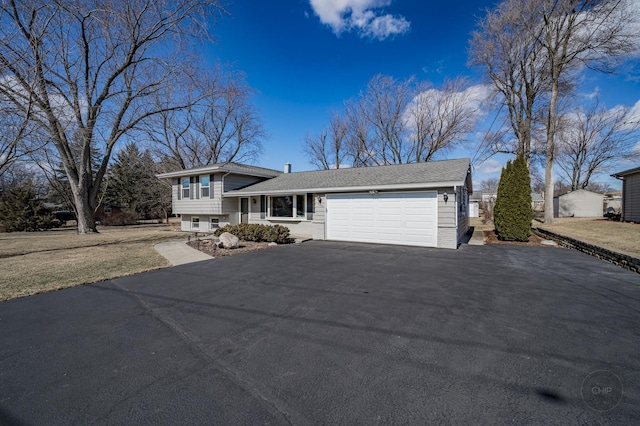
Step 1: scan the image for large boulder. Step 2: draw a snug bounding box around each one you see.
[218,232,239,249]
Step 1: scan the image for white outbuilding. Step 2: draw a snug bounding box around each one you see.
[553,189,604,218]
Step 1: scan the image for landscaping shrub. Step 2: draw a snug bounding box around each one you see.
[494,155,532,242]
[214,223,290,244]
[100,210,138,226]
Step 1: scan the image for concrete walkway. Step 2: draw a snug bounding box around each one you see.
[154,240,212,266]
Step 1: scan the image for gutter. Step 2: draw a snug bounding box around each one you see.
[225,181,466,197]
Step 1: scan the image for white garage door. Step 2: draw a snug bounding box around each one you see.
[326,192,438,247]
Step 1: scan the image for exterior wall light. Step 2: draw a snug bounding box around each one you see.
[369,190,379,195]
[443,191,449,203]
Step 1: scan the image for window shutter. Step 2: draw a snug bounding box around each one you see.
[307,193,314,220]
[260,195,266,219]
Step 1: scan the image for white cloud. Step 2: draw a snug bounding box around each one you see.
[309,0,410,40]
[404,83,492,136]
[480,158,503,174]
[624,99,640,127]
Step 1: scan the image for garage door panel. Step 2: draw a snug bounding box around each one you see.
[326,192,438,247]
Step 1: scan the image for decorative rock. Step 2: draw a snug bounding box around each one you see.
[219,232,239,249]
[541,240,557,246]
[268,242,278,247]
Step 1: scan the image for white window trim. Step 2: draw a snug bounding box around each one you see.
[181,177,190,199]
[210,217,219,228]
[267,194,307,221]
[191,216,200,229]
[200,174,210,198]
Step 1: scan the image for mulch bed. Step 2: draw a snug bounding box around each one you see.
[483,229,550,246]
[187,240,279,257]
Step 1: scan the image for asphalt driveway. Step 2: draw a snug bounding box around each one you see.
[1,241,639,424]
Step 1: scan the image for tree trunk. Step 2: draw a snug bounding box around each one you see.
[544,78,559,224]
[71,185,98,234]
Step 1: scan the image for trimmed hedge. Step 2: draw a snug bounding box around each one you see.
[213,223,291,244]
[494,155,532,242]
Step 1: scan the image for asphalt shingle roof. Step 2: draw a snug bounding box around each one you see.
[156,162,281,179]
[229,158,470,194]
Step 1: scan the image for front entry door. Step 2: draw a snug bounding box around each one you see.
[240,198,249,224]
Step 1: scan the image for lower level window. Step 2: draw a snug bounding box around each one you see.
[191,217,199,229]
[210,218,219,228]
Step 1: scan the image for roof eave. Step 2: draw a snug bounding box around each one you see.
[225,181,465,197]
[156,166,280,179]
[611,165,640,179]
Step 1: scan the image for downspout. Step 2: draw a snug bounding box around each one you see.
[453,185,458,246]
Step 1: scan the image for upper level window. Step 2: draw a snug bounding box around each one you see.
[181,178,190,199]
[269,195,306,219]
[201,175,210,198]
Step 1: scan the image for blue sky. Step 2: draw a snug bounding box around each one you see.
[205,0,640,187]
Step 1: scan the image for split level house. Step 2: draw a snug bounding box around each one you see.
[156,158,473,249]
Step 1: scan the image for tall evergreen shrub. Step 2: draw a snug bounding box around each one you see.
[494,155,532,241]
[0,184,60,232]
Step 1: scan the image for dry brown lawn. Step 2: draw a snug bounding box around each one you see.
[0,224,184,301]
[535,217,640,256]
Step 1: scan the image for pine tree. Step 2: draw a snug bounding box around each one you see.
[105,143,171,220]
[0,182,59,232]
[494,155,532,241]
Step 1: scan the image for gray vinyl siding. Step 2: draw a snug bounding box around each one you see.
[172,174,222,215]
[181,214,231,232]
[222,197,240,225]
[312,194,326,240]
[199,187,468,248]
[437,189,457,249]
[623,173,640,222]
[223,174,266,192]
[245,193,319,237]
[457,186,470,244]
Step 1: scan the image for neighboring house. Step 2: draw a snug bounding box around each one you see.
[156,162,283,232]
[159,158,473,249]
[531,192,544,212]
[468,191,482,218]
[612,166,640,222]
[95,203,125,223]
[553,189,604,218]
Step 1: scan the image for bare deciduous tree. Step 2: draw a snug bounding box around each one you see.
[303,112,348,170]
[532,0,636,223]
[471,0,637,224]
[469,0,549,165]
[406,78,484,162]
[556,99,640,190]
[147,66,265,171]
[306,74,482,169]
[0,95,45,177]
[0,0,223,233]
[479,177,500,224]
